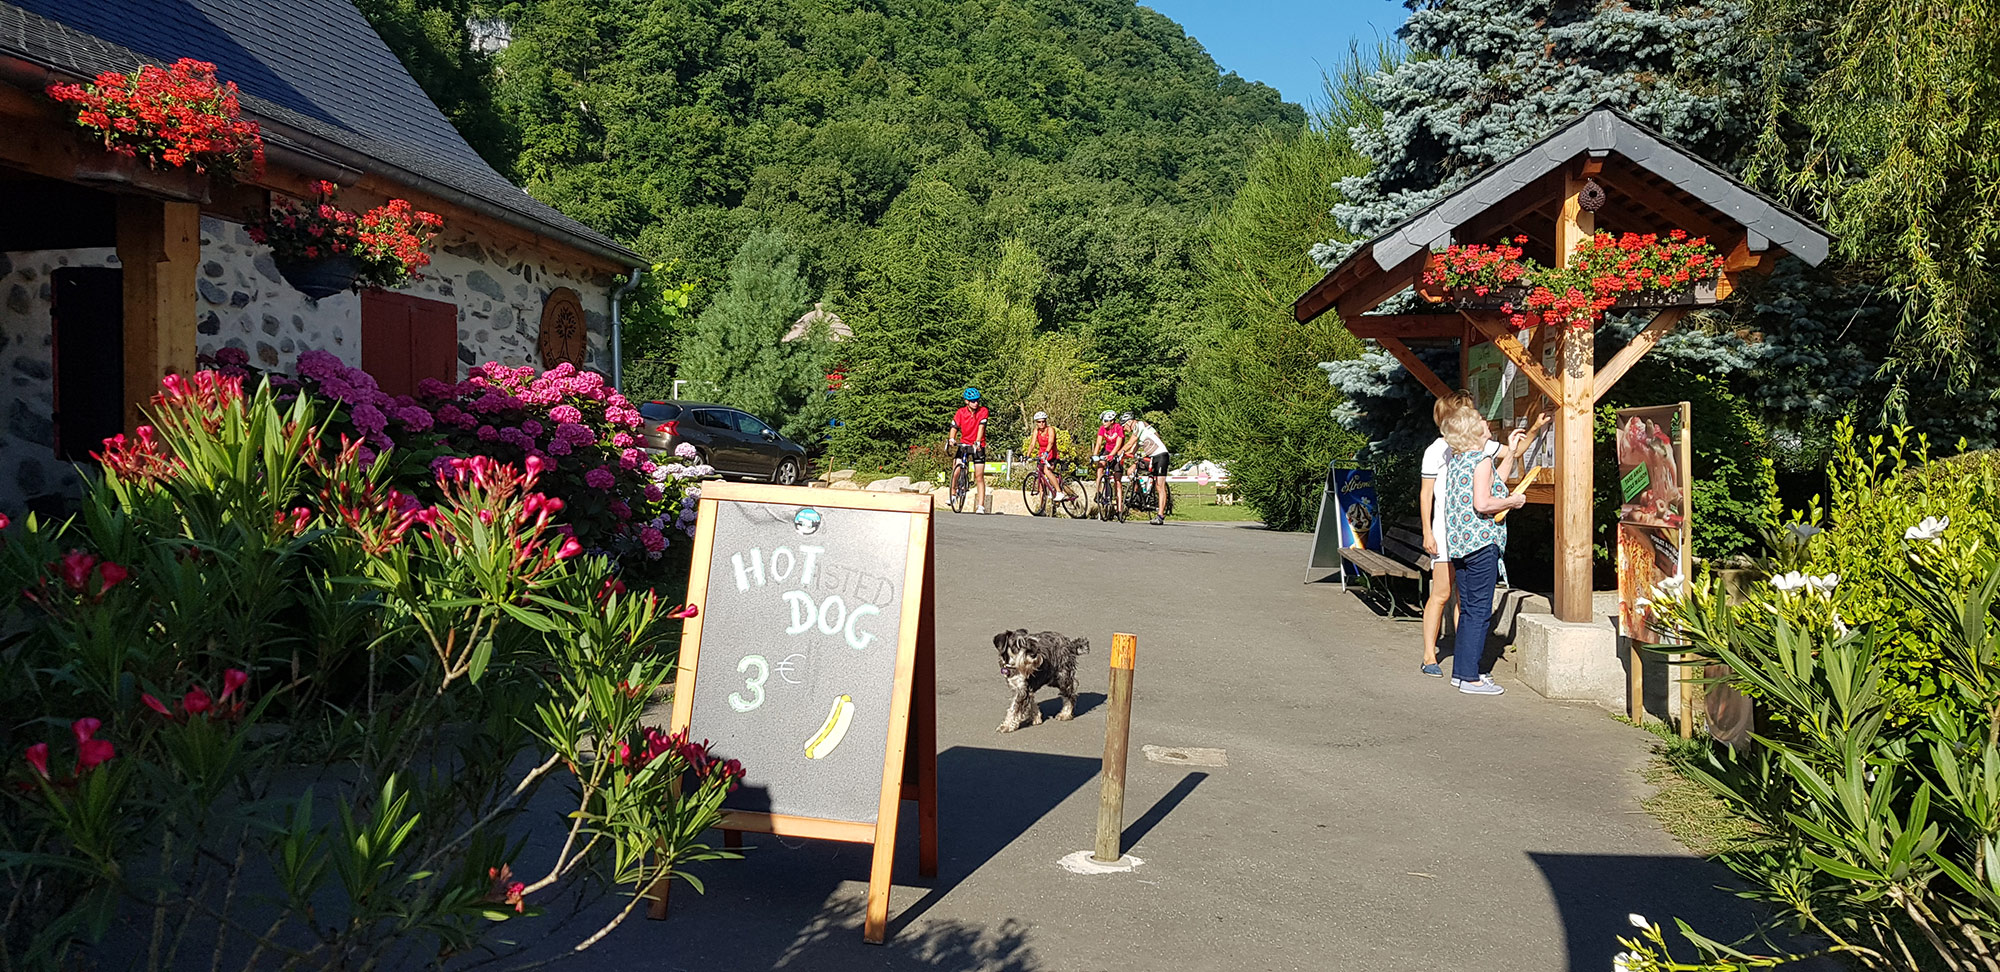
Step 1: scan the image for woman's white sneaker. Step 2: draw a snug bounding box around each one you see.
[1458,680,1505,696]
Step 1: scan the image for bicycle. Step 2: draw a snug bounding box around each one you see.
[1125,466,1174,517]
[948,452,973,513]
[1021,456,1088,518]
[1093,455,1128,522]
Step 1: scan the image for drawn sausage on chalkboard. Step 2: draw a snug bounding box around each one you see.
[805,694,855,759]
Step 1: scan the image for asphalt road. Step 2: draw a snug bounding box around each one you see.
[562,510,1770,972]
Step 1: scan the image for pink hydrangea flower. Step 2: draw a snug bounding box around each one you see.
[549,404,583,425]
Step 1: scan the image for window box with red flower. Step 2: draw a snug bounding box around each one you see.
[45,58,263,199]
[1419,230,1727,331]
[248,182,443,299]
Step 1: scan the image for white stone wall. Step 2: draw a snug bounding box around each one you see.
[195,215,613,377]
[0,247,116,513]
[0,215,619,516]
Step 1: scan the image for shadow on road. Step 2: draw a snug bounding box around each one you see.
[891,746,1100,932]
[772,903,1047,972]
[1123,771,1206,850]
[1038,691,1106,720]
[1530,852,1828,971]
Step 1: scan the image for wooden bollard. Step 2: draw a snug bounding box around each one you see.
[1093,633,1138,863]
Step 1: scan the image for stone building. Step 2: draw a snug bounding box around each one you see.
[0,0,645,513]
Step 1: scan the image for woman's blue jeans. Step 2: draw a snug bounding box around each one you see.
[1451,544,1502,682]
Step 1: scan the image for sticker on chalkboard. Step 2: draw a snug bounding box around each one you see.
[795,508,823,536]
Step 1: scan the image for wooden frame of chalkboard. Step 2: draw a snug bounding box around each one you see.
[656,482,938,944]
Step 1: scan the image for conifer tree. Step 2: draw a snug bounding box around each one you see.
[680,230,827,439]
[1314,0,1755,266]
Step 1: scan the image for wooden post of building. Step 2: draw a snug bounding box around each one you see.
[115,197,200,431]
[1093,633,1138,864]
[1552,170,1597,624]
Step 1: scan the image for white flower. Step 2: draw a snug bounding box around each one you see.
[1807,573,1840,597]
[1634,597,1652,610]
[1628,913,1649,929]
[675,442,699,460]
[1651,573,1685,602]
[1785,523,1823,543]
[1771,571,1808,593]
[1613,952,1634,972]
[1905,515,1950,543]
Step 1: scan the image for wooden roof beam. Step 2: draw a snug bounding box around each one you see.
[1593,308,1690,405]
[1591,172,1730,242]
[1330,250,1432,322]
[1376,336,1455,400]
[1461,312,1561,402]
[1344,315,1466,340]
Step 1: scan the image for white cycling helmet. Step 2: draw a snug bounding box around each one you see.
[1033,411,1047,421]
[1119,411,1134,423]
[1100,410,1116,423]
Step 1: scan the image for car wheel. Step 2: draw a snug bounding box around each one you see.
[774,458,801,485]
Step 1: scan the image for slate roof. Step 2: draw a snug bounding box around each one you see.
[0,0,642,268]
[1308,107,1832,318]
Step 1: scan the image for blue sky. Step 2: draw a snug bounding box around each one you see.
[1142,0,1409,109]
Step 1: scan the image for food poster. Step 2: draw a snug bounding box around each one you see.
[1332,468,1382,553]
[1614,404,1690,530]
[1617,522,1681,646]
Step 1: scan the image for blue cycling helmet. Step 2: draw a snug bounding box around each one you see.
[963,387,981,401]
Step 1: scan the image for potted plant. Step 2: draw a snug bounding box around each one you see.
[248,182,443,299]
[45,58,263,200]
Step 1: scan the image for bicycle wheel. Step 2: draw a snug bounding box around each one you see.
[1021,474,1046,517]
[1060,473,1089,518]
[948,463,968,513]
[1161,481,1174,516]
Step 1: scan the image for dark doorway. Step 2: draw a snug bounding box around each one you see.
[52,267,124,461]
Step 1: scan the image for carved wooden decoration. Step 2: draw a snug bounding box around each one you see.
[537,287,587,368]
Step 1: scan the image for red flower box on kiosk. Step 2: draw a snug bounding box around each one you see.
[1422,230,1727,331]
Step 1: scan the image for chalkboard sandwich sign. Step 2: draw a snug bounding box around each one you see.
[654,482,938,944]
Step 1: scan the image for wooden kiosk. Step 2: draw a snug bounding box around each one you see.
[1294,108,1833,631]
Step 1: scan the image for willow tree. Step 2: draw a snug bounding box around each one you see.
[1749,0,2000,401]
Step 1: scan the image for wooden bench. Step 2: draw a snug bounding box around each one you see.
[1339,520,1435,616]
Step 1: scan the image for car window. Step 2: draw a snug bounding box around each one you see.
[732,412,772,437]
[638,401,680,422]
[693,409,734,431]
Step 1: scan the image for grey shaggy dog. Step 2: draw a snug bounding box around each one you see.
[994,629,1089,732]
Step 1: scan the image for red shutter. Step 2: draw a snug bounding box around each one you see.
[361,292,458,397]
[409,297,459,388]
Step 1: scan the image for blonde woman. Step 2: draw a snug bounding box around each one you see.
[1418,391,1487,677]
[1438,408,1528,695]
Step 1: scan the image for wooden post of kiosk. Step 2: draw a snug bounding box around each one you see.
[1553,168,1597,624]
[1093,633,1137,863]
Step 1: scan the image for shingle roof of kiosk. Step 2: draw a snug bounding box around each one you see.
[1296,107,1832,324]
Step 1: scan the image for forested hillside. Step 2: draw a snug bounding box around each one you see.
[359,0,1305,461]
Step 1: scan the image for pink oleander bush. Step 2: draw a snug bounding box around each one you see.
[0,373,739,970]
[200,347,705,587]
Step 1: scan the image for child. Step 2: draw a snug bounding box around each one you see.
[1438,406,1528,696]
[1418,390,1483,677]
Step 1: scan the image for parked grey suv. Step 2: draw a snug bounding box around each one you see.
[637,401,810,485]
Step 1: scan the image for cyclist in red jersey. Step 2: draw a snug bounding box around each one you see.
[948,387,990,513]
[1094,409,1126,514]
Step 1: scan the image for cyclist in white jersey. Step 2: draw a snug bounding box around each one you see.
[1120,414,1171,525]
